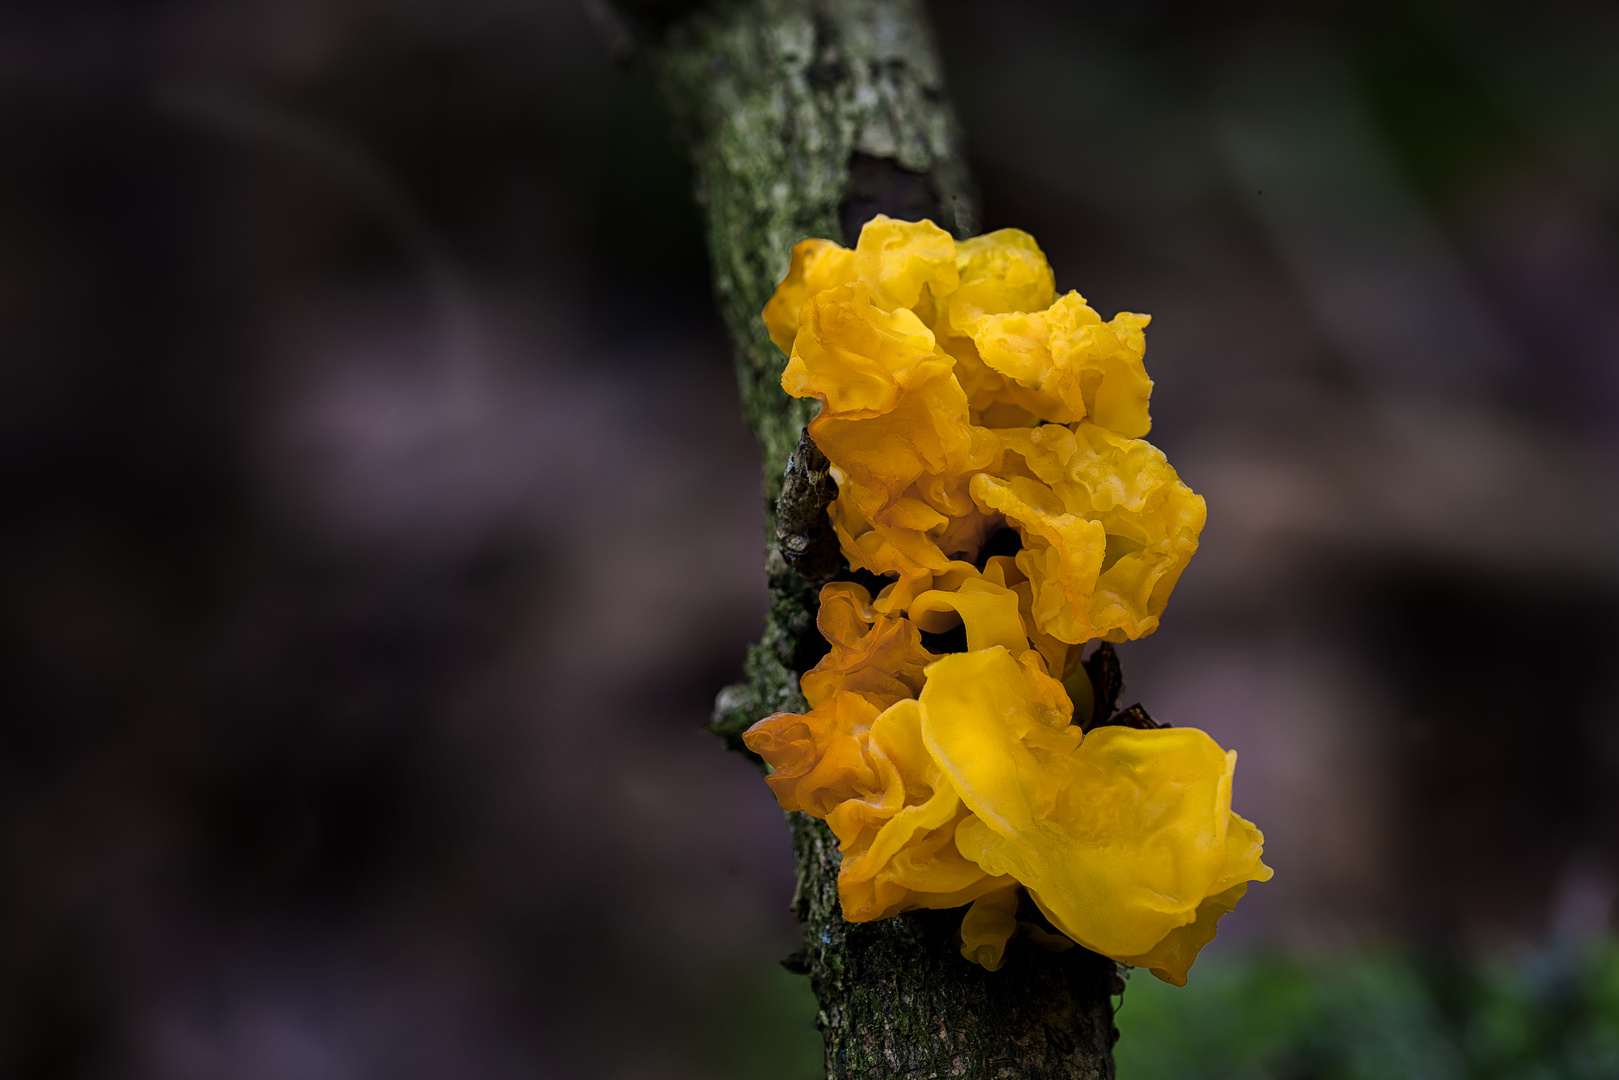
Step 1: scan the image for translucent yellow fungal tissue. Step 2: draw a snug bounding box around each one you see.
[743,688,1012,923]
[973,423,1206,644]
[959,883,1023,971]
[798,582,937,709]
[921,649,1271,986]
[971,295,1154,434]
[745,218,1267,984]
[762,238,856,356]
[831,698,1012,922]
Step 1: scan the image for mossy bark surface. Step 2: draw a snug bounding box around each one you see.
[638,2,1119,1075]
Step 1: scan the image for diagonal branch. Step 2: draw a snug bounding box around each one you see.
[625,2,1120,1074]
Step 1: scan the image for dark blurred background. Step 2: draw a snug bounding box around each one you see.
[1,2,1615,1077]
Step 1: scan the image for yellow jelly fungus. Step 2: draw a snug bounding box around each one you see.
[944,229,1056,336]
[972,423,1205,644]
[980,553,1073,680]
[744,691,1012,924]
[807,358,994,515]
[833,698,1012,922]
[745,218,1265,984]
[745,583,1012,921]
[960,883,1022,971]
[782,282,948,417]
[763,238,856,356]
[853,216,960,313]
[921,649,1271,985]
[799,582,936,710]
[972,295,1154,433]
[1116,882,1252,988]
[909,575,1028,656]
[745,689,887,819]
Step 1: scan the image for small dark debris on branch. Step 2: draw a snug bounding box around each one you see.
[1106,703,1167,730]
[1082,642,1168,730]
[776,429,844,587]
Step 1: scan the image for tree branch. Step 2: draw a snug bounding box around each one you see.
[637,2,1119,1074]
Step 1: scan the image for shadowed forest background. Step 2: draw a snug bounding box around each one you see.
[2,1,1618,1077]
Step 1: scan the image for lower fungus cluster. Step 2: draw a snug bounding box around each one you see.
[744,217,1271,986]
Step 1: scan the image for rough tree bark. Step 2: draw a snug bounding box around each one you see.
[604,1,1121,1075]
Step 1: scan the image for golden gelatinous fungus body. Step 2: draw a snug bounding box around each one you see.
[744,218,1271,986]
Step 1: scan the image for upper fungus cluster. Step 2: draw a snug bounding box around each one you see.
[744,217,1270,986]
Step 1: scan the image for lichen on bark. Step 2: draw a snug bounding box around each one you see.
[650,0,973,489]
[634,1,1120,1075]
